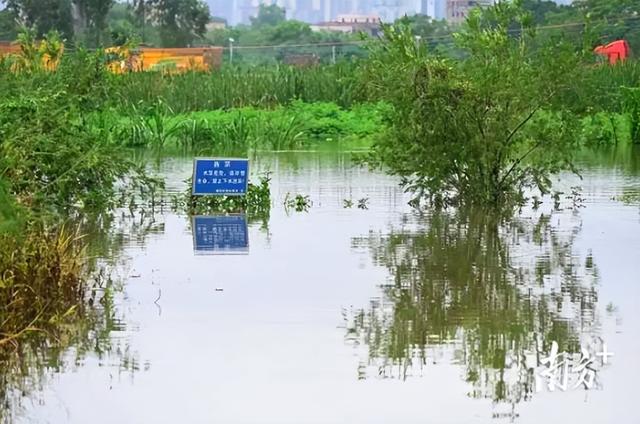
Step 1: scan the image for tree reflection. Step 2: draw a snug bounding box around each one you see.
[346,209,599,404]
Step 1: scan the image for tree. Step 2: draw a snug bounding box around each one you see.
[521,0,562,25]
[73,0,115,46]
[269,20,312,45]
[146,0,210,47]
[3,0,74,40]
[361,1,586,208]
[395,14,455,56]
[0,9,18,40]
[575,0,640,52]
[250,4,285,28]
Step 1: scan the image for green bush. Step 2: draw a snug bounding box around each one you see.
[360,3,587,207]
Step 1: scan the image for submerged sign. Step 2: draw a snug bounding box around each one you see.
[192,215,249,255]
[192,158,249,196]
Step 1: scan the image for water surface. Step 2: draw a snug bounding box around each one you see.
[5,149,640,423]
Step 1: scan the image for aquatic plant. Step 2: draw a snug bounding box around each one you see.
[110,63,361,112]
[622,87,640,145]
[0,223,141,423]
[284,193,311,212]
[114,101,387,151]
[175,174,272,219]
[0,225,87,347]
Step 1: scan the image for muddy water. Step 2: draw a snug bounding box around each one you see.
[8,150,640,423]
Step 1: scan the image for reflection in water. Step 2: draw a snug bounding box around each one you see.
[346,209,600,406]
[0,210,164,424]
[192,215,250,255]
[578,144,640,176]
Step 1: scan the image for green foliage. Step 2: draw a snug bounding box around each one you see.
[0,177,21,233]
[73,0,115,46]
[108,2,142,46]
[114,101,387,150]
[0,225,86,340]
[250,4,286,28]
[396,14,454,55]
[0,9,18,40]
[108,63,361,111]
[284,193,311,212]
[622,87,640,144]
[361,1,586,207]
[0,221,135,424]
[575,0,640,53]
[0,92,148,212]
[206,17,364,66]
[180,175,271,218]
[6,27,64,73]
[4,0,74,40]
[580,112,627,146]
[146,0,210,47]
[0,48,158,215]
[122,101,181,148]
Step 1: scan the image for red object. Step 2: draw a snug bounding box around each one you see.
[594,40,631,65]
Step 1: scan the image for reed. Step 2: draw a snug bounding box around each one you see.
[109,63,363,113]
[0,225,87,347]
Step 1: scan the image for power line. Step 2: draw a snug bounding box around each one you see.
[216,15,640,51]
[2,14,638,53]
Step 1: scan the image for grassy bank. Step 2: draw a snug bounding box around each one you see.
[106,101,390,151]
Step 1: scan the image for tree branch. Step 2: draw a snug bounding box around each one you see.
[498,139,544,189]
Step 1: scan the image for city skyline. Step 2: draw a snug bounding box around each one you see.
[207,1,573,26]
[207,0,448,25]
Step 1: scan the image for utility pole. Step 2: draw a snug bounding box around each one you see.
[229,38,235,65]
[332,45,336,65]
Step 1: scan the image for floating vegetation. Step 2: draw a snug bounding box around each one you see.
[174,175,271,219]
[284,193,312,212]
[568,186,586,209]
[613,191,640,205]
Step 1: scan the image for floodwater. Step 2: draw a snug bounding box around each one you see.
[3,148,640,423]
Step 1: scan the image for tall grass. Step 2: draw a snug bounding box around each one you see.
[110,63,363,113]
[0,226,87,346]
[581,61,640,113]
[114,101,389,150]
[0,222,142,423]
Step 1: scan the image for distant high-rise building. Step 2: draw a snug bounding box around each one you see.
[434,0,446,19]
[423,0,446,19]
[446,0,492,23]
[210,0,566,26]
[421,0,436,18]
[368,0,422,23]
